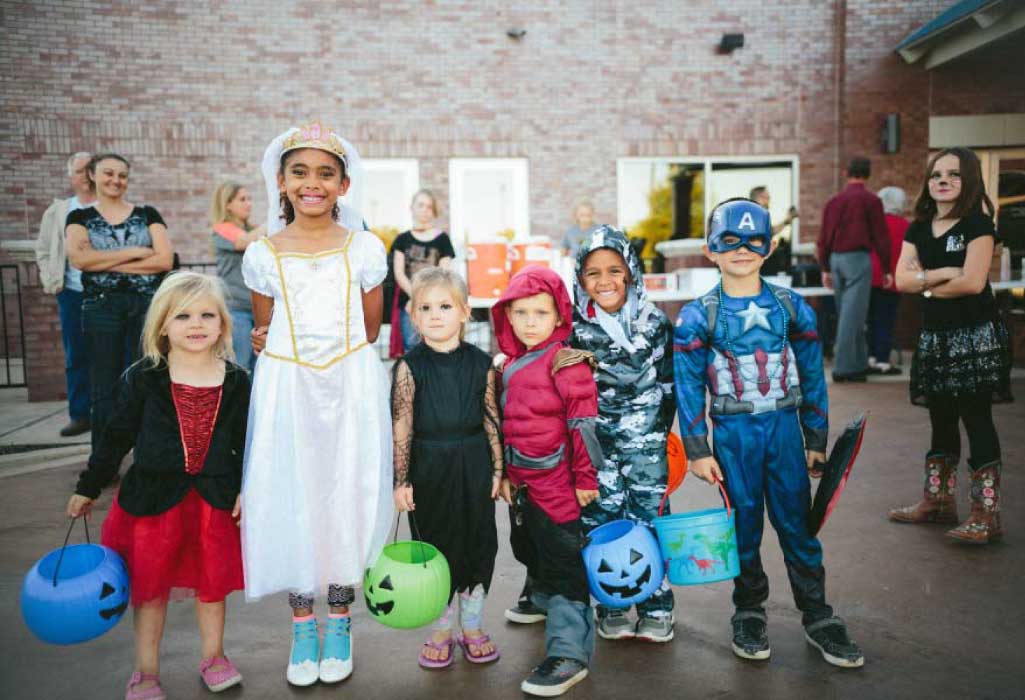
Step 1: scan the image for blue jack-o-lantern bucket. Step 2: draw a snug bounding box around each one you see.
[583,519,664,608]
[21,520,130,645]
[653,479,739,586]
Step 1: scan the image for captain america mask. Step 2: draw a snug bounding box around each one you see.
[706,200,773,257]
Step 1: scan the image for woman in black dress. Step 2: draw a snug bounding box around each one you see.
[391,267,504,668]
[888,147,1012,544]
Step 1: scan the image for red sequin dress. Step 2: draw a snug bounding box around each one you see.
[101,382,244,605]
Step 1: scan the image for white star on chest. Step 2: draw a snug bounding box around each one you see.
[735,301,772,333]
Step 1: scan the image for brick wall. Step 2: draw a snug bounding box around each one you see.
[1,1,1023,398]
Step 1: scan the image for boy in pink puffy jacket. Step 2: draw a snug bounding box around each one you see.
[492,266,601,697]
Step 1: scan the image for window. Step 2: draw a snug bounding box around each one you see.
[449,158,530,246]
[356,159,420,234]
[617,156,802,252]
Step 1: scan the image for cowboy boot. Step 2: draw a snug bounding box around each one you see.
[889,451,959,524]
[947,461,1003,544]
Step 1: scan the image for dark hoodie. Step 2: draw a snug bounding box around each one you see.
[491,266,601,524]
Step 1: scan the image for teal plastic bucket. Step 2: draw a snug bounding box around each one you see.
[653,480,739,585]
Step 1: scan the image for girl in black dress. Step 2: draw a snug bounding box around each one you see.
[888,147,1012,544]
[391,267,505,668]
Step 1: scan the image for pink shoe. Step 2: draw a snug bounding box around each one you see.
[125,672,165,700]
[199,656,243,692]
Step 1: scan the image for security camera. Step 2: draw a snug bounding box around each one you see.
[506,28,527,39]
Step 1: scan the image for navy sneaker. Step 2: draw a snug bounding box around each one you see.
[521,657,588,697]
[505,594,546,624]
[805,617,864,668]
[731,611,770,661]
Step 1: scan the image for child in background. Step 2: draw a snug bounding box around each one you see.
[391,267,503,668]
[241,122,393,686]
[389,189,455,355]
[491,266,602,697]
[673,199,864,668]
[67,272,250,699]
[571,225,676,642]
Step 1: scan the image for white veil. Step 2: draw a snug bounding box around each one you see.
[261,127,365,236]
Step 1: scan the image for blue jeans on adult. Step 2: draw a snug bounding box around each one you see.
[867,288,900,364]
[56,288,90,422]
[229,308,255,372]
[399,307,420,351]
[829,251,872,377]
[83,292,150,450]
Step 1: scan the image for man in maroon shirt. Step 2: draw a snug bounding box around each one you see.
[817,157,892,382]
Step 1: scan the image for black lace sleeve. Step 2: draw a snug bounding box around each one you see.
[483,367,504,475]
[391,359,415,487]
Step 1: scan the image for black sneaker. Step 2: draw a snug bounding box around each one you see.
[731,611,770,660]
[521,657,588,697]
[505,596,547,624]
[59,418,90,437]
[805,617,864,668]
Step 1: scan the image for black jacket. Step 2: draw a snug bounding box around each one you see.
[75,361,251,516]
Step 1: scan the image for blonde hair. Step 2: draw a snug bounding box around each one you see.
[141,272,234,366]
[210,180,249,228]
[411,188,441,218]
[410,267,469,339]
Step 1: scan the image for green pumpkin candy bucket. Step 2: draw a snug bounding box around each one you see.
[363,535,450,630]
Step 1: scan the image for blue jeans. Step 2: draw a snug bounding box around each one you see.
[867,288,900,364]
[229,309,255,372]
[83,292,150,450]
[399,307,420,351]
[56,288,90,421]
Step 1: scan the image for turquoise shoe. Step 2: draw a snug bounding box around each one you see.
[320,616,353,683]
[286,618,320,686]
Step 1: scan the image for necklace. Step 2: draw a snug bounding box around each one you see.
[716,278,789,361]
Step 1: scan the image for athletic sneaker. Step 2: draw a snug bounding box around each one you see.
[635,614,674,643]
[731,611,770,660]
[286,617,320,686]
[805,617,864,668]
[319,616,353,683]
[597,609,635,640]
[505,596,547,624]
[521,656,589,697]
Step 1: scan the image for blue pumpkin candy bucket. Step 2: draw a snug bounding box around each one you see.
[21,518,130,645]
[583,519,664,608]
[653,479,739,586]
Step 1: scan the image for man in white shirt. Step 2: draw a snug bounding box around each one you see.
[34,152,95,437]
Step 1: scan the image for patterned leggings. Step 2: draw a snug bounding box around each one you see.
[288,585,355,610]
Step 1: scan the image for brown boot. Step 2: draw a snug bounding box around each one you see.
[947,461,1003,544]
[889,451,959,524]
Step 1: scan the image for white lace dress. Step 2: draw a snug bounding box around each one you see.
[240,232,394,600]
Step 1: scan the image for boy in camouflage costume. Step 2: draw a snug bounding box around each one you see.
[572,225,676,641]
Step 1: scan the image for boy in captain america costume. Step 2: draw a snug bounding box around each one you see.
[673,198,864,668]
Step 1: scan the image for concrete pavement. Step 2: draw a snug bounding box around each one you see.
[1,379,1023,699]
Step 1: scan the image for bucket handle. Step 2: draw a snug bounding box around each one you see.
[658,476,732,519]
[392,511,429,569]
[53,517,91,587]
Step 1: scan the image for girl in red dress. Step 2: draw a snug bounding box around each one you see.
[67,271,251,700]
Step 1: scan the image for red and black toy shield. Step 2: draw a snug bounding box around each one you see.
[808,412,868,535]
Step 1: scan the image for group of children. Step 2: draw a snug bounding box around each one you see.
[69,121,1014,699]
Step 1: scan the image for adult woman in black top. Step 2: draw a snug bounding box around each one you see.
[66,154,174,448]
[888,147,1011,544]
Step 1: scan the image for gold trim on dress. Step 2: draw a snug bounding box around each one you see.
[263,342,369,370]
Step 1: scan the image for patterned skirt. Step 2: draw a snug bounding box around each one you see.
[910,319,1013,406]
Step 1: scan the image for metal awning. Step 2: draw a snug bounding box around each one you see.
[896,0,1025,69]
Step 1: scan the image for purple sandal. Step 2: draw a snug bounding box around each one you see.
[458,633,500,664]
[418,635,455,669]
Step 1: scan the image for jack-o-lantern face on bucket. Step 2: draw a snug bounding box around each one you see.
[596,548,652,599]
[98,579,129,621]
[583,520,665,607]
[363,574,395,617]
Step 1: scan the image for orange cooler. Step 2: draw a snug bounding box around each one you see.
[467,242,510,298]
[509,238,552,276]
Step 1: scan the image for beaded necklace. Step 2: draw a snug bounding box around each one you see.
[716,278,789,363]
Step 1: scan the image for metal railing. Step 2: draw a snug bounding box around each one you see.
[0,264,26,387]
